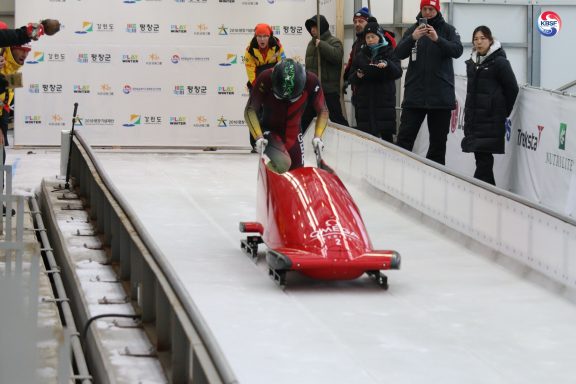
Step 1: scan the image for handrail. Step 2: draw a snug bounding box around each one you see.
[323,122,576,227]
[556,79,576,93]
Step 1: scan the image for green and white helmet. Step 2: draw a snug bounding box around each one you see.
[271,58,306,101]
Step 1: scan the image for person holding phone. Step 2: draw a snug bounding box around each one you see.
[349,21,402,142]
[394,0,463,165]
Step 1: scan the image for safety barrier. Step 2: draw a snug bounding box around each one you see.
[60,130,238,383]
[307,125,576,292]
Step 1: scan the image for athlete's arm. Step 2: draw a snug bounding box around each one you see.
[244,74,266,139]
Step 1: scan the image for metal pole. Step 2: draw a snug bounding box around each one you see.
[316,0,322,82]
[64,103,79,190]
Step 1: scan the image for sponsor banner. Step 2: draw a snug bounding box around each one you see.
[413,77,576,217]
[15,0,330,146]
[509,87,576,217]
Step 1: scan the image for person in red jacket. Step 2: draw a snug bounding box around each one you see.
[245,59,328,173]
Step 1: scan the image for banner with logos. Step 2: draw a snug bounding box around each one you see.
[412,77,576,217]
[15,0,337,147]
[508,87,576,217]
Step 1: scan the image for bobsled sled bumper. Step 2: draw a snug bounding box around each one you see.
[266,249,293,270]
[359,250,401,270]
[389,251,401,269]
[239,221,264,234]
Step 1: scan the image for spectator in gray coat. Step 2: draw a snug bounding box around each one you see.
[302,14,348,131]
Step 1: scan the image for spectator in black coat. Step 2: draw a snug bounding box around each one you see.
[462,25,519,186]
[343,10,397,128]
[395,0,463,165]
[349,22,402,142]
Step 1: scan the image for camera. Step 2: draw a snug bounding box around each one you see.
[418,18,428,27]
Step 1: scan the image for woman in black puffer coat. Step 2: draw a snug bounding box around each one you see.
[462,25,519,185]
[349,22,402,142]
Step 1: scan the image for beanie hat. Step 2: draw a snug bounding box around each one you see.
[11,43,32,52]
[364,21,385,43]
[254,23,273,36]
[420,0,440,12]
[353,7,371,22]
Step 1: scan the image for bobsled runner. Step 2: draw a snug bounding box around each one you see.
[240,149,400,288]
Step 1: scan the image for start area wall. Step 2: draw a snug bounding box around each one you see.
[15,0,336,147]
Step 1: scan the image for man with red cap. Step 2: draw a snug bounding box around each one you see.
[395,0,463,165]
[244,23,286,152]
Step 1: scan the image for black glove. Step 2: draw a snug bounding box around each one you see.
[342,80,349,95]
[0,75,7,94]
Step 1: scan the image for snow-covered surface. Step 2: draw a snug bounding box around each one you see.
[8,147,166,383]
[43,180,167,384]
[93,151,576,384]
[8,147,576,384]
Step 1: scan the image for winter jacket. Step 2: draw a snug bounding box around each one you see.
[304,15,344,95]
[395,12,463,109]
[344,29,396,83]
[0,48,23,114]
[0,27,31,48]
[244,35,285,87]
[349,44,402,138]
[461,41,519,154]
[343,33,364,84]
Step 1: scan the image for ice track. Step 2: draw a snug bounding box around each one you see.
[96,151,576,384]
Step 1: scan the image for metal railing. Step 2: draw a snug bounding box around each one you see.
[65,130,238,384]
[0,143,89,383]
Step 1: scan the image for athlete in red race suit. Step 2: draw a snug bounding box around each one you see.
[244,58,329,173]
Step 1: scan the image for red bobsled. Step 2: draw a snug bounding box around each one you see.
[240,152,400,288]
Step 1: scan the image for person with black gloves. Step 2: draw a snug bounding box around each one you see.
[395,0,463,165]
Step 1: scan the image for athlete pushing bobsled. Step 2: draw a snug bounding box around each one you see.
[241,58,400,288]
[244,58,328,172]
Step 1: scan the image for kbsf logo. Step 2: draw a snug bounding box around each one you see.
[537,11,562,37]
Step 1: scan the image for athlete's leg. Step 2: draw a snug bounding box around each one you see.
[265,133,291,173]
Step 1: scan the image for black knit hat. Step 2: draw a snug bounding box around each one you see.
[363,21,384,42]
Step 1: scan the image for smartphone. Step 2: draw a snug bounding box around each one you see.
[418,18,428,27]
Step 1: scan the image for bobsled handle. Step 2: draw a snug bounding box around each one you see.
[314,146,322,168]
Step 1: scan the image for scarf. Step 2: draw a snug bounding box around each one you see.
[368,40,387,60]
